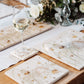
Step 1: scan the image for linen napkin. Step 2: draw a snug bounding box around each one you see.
[10,46,38,60]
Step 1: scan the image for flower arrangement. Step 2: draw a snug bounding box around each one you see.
[28,0,84,24]
[36,0,56,23]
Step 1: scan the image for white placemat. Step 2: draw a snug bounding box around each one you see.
[5,55,69,84]
[0,3,13,19]
[34,25,84,70]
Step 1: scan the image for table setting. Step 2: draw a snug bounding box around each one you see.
[0,0,84,84]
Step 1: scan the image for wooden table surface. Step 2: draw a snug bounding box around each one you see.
[0,0,84,84]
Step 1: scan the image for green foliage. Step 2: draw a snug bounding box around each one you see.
[36,0,57,23]
[36,0,83,23]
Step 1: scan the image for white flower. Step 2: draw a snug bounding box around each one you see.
[30,5,39,18]
[79,3,84,13]
[38,4,43,15]
[29,4,43,18]
[72,0,76,3]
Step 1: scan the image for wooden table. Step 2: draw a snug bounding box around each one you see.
[0,0,29,7]
[0,0,84,84]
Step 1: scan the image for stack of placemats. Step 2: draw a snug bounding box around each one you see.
[0,22,52,51]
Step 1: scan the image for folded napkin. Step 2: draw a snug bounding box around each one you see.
[5,55,69,84]
[11,46,38,60]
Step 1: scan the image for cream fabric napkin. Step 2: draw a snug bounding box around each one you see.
[11,46,38,60]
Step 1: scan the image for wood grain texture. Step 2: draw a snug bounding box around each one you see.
[0,0,84,84]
